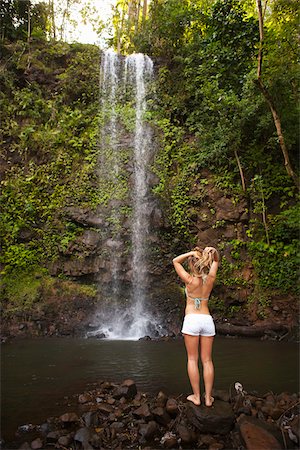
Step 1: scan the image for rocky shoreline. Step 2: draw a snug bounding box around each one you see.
[2,379,299,450]
[1,320,297,344]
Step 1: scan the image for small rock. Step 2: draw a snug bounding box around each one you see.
[152,406,171,426]
[160,431,177,448]
[177,424,196,444]
[156,391,168,407]
[201,435,217,446]
[59,412,79,423]
[237,406,252,416]
[209,442,224,450]
[261,405,272,417]
[74,427,92,449]
[107,397,116,405]
[139,421,158,440]
[57,435,72,446]
[30,438,43,449]
[46,431,60,443]
[101,381,114,390]
[166,398,179,416]
[133,403,152,419]
[78,393,93,404]
[114,379,137,400]
[110,421,125,430]
[270,407,283,420]
[98,403,114,415]
[18,443,31,449]
[82,411,99,427]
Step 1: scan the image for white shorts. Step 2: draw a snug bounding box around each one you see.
[181,314,215,337]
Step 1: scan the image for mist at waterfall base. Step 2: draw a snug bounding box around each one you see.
[92,50,164,340]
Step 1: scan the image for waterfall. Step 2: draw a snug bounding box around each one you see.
[90,51,161,340]
[99,50,121,297]
[127,54,154,334]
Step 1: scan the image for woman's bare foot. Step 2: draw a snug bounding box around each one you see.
[204,395,214,407]
[187,394,201,405]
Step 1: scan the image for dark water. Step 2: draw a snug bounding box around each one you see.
[1,336,299,441]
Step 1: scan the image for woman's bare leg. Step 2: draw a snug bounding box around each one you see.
[183,334,201,405]
[200,336,214,406]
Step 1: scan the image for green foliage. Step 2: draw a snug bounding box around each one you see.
[0,269,45,315]
[1,268,97,317]
[247,289,271,320]
[217,256,247,287]
[248,216,300,294]
[1,0,299,314]
[209,296,226,314]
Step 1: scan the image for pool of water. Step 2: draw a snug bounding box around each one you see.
[1,336,299,441]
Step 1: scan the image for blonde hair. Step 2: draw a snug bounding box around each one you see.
[188,246,219,283]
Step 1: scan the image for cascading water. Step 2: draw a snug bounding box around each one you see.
[99,50,121,297]
[127,54,154,337]
[90,51,162,340]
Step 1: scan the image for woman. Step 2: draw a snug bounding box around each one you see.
[173,246,219,407]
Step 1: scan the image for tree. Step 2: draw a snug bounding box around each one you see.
[256,0,299,188]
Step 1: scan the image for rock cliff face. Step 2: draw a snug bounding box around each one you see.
[49,169,251,282]
[40,169,298,339]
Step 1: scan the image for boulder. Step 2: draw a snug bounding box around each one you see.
[186,400,235,435]
[238,416,283,450]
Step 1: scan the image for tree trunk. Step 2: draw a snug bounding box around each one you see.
[27,2,31,44]
[49,0,56,40]
[142,0,148,21]
[234,149,246,192]
[256,0,299,189]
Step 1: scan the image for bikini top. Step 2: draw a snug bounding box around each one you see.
[185,287,209,310]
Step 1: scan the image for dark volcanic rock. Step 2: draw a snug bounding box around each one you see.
[238,416,283,450]
[6,380,299,450]
[133,403,152,420]
[139,421,159,440]
[113,379,137,400]
[59,412,79,423]
[152,407,171,426]
[186,400,235,434]
[166,398,179,416]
